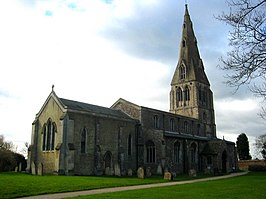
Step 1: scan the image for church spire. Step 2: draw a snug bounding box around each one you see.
[171,4,209,86]
[169,4,216,138]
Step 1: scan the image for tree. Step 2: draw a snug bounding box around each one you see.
[254,133,266,159]
[236,133,252,160]
[217,0,266,116]
[0,135,26,172]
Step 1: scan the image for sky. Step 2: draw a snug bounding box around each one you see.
[0,0,265,158]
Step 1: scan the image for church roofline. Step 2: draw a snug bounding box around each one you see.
[35,88,67,119]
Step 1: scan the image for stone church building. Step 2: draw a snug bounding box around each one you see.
[28,5,238,176]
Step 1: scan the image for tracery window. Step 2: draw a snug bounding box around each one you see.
[177,87,183,102]
[146,140,155,163]
[184,86,190,101]
[179,65,186,80]
[42,119,56,151]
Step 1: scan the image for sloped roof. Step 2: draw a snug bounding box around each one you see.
[59,98,134,121]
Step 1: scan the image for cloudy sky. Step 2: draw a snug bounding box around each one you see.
[0,0,265,158]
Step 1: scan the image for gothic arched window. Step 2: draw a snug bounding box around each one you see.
[42,124,47,151]
[184,86,190,101]
[177,87,183,102]
[42,119,56,151]
[104,151,112,168]
[146,140,156,163]
[179,65,186,80]
[81,127,87,153]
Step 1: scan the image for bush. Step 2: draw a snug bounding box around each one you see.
[248,165,266,172]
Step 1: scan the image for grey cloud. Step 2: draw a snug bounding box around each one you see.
[216,107,266,137]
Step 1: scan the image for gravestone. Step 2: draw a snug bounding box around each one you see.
[19,162,22,172]
[15,166,18,172]
[114,163,121,176]
[127,169,133,176]
[156,164,162,175]
[164,171,172,180]
[146,167,152,177]
[31,162,36,175]
[137,167,144,179]
[105,167,112,176]
[189,169,197,177]
[37,163,43,176]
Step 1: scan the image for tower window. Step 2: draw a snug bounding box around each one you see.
[179,65,186,79]
[184,86,190,101]
[182,40,186,47]
[177,87,183,102]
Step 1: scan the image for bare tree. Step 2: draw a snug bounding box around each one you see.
[217,0,266,115]
[254,133,266,159]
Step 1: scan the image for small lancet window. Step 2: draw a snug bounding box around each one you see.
[177,87,183,102]
[182,40,186,47]
[179,65,186,80]
[184,86,190,101]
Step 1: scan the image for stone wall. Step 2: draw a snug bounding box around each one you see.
[238,160,266,171]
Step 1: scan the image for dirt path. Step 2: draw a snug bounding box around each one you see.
[19,172,248,199]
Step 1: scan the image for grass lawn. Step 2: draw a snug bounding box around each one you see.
[0,172,168,199]
[0,172,265,199]
[74,172,266,199]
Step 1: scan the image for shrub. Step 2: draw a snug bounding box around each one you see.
[248,165,266,172]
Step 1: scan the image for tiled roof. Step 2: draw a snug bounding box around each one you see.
[59,98,134,120]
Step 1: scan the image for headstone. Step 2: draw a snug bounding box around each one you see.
[164,171,172,180]
[146,167,152,177]
[114,163,121,176]
[31,162,36,175]
[105,167,112,176]
[189,169,197,177]
[137,167,144,179]
[156,164,163,175]
[37,163,43,176]
[15,166,18,172]
[19,162,22,172]
[127,169,133,176]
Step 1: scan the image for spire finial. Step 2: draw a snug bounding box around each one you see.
[52,84,54,92]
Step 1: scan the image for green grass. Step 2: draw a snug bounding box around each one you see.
[0,173,167,199]
[0,172,265,199]
[74,172,266,199]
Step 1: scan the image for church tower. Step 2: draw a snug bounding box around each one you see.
[170,5,216,137]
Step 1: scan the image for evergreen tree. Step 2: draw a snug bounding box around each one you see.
[236,133,252,160]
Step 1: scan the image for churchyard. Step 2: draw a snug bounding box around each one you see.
[0,172,265,199]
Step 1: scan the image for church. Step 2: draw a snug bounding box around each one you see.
[28,5,238,176]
